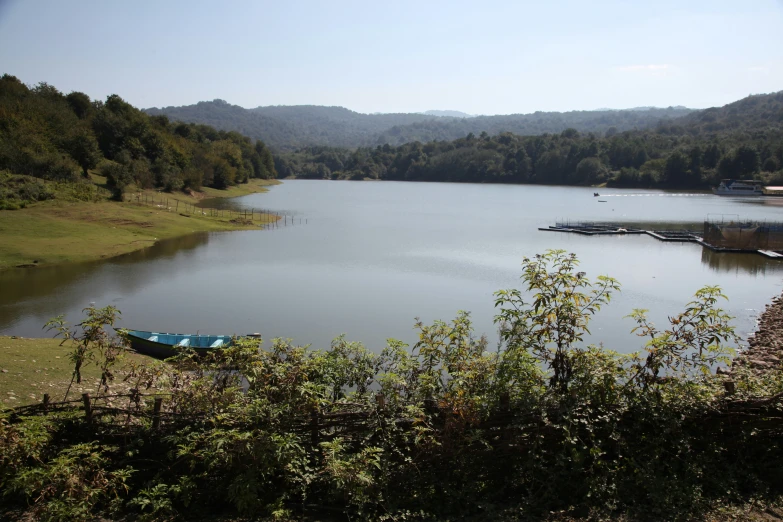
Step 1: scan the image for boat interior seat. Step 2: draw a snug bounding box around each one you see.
[147,335,158,342]
[210,339,224,348]
[177,338,190,347]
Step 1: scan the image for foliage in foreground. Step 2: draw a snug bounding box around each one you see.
[2,250,783,521]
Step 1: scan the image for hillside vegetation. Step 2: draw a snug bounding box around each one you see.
[280,92,783,189]
[146,100,442,150]
[0,75,281,269]
[145,99,692,150]
[0,74,277,206]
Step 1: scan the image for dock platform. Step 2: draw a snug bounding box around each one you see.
[540,222,783,260]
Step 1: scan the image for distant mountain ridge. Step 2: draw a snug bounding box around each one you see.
[594,105,689,112]
[422,110,474,118]
[145,100,694,150]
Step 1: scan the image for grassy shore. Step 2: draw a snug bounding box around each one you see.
[0,335,157,406]
[0,178,280,270]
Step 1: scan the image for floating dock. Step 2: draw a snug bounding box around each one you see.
[540,222,783,259]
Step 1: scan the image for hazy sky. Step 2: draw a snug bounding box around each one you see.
[1,0,781,115]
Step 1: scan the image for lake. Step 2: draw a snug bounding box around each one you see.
[2,181,783,353]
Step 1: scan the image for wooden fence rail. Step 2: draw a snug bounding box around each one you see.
[6,390,783,450]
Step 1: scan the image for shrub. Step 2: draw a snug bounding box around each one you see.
[100,161,133,201]
[0,171,55,209]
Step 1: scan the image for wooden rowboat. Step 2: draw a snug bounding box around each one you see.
[125,329,232,359]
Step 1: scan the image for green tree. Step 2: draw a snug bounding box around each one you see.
[734,145,760,177]
[689,145,703,181]
[100,161,132,200]
[574,157,606,184]
[703,143,721,169]
[494,250,620,391]
[663,151,690,186]
[65,91,92,119]
[211,157,237,189]
[64,129,102,177]
[254,141,277,178]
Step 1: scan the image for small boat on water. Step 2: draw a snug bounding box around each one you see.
[712,179,765,196]
[125,329,232,359]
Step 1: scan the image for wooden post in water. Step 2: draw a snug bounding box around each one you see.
[82,393,92,424]
[152,397,163,429]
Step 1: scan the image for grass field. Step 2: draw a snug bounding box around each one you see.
[0,178,281,270]
[0,336,157,407]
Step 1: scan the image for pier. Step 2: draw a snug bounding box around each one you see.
[540,220,783,260]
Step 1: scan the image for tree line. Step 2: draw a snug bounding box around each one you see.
[0,75,277,199]
[278,92,783,189]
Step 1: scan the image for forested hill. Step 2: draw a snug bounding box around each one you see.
[144,100,693,150]
[373,107,692,146]
[145,101,441,150]
[277,91,783,190]
[672,91,783,134]
[0,75,277,199]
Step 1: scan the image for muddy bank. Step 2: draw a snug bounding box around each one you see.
[730,293,783,374]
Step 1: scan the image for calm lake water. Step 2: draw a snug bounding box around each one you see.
[3,181,783,353]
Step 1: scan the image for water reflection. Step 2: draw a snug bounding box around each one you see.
[198,195,300,217]
[737,197,783,209]
[0,233,210,331]
[700,247,783,276]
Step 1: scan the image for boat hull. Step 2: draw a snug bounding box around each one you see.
[125,330,232,359]
[712,188,764,197]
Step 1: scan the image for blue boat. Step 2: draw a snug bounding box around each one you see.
[125,329,232,359]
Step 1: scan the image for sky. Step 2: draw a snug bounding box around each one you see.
[0,0,782,115]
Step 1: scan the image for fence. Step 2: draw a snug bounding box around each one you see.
[6,390,783,448]
[126,192,308,228]
[703,220,783,251]
[5,391,406,440]
[7,391,177,428]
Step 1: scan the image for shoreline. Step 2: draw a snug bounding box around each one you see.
[0,178,281,271]
[730,291,783,374]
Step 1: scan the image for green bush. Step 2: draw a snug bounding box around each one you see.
[1,251,782,521]
[0,171,55,209]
